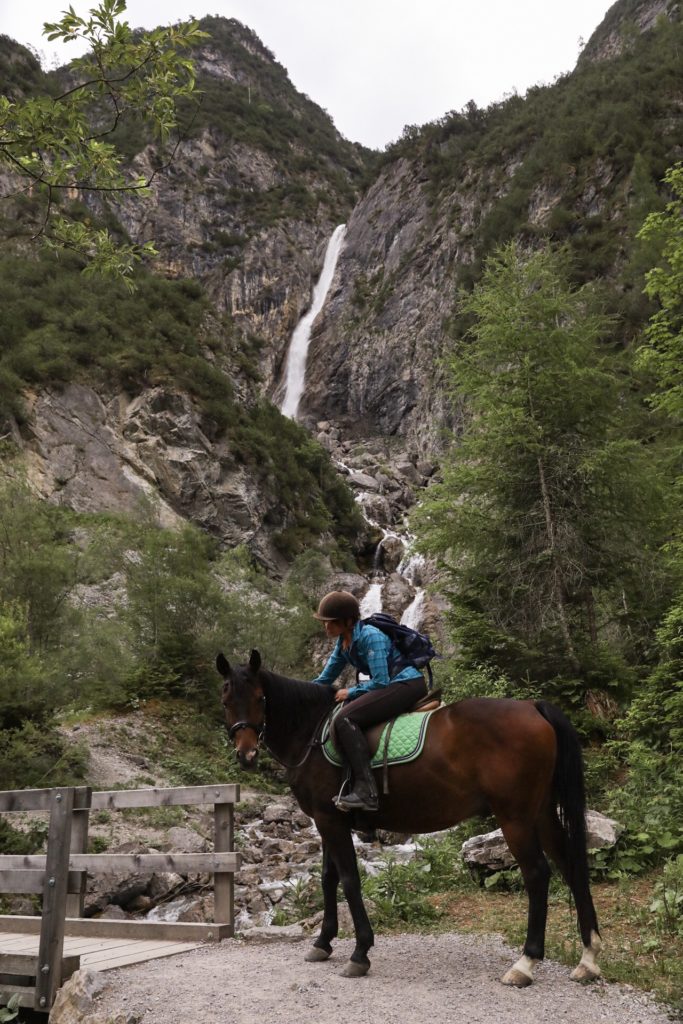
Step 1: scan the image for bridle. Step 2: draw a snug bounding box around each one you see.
[227,719,265,742]
[225,693,330,771]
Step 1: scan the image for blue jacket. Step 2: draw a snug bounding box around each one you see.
[312,622,422,700]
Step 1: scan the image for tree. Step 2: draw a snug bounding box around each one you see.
[0,0,207,283]
[627,164,683,748]
[122,516,224,699]
[415,242,667,696]
[637,163,683,422]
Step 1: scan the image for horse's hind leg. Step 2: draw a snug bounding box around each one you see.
[539,806,601,982]
[305,842,338,962]
[496,818,551,988]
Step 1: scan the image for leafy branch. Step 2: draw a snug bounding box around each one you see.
[0,0,208,284]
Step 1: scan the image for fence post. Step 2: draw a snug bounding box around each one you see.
[34,787,79,1010]
[65,788,91,919]
[213,798,234,931]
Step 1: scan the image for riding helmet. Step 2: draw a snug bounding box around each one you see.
[314,590,360,622]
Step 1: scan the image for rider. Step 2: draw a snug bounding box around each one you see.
[312,590,427,812]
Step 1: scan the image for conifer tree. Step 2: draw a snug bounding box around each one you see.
[416,241,666,695]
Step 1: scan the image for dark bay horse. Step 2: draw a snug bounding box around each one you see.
[217,650,601,986]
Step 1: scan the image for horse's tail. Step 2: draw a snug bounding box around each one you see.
[534,700,590,893]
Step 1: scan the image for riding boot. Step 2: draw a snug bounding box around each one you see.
[334,718,378,812]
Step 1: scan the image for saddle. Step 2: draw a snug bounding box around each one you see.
[357,688,442,759]
[325,689,442,794]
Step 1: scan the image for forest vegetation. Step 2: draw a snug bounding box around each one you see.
[0,2,681,1005]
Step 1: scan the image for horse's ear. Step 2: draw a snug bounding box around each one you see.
[249,649,261,673]
[216,653,231,678]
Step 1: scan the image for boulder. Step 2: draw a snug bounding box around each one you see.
[395,461,422,485]
[262,803,293,824]
[323,573,368,597]
[461,829,517,872]
[381,572,415,621]
[238,924,305,942]
[357,493,392,526]
[347,470,380,491]
[585,810,624,849]
[379,535,405,573]
[165,827,207,853]
[48,969,118,1024]
[461,810,625,873]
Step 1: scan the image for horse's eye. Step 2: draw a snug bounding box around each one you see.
[258,695,266,705]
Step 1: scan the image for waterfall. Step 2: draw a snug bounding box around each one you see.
[280,224,346,420]
[400,589,425,630]
[360,582,383,618]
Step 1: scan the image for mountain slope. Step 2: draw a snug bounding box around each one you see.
[298,6,683,449]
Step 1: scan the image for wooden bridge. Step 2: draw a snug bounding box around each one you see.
[0,783,240,1013]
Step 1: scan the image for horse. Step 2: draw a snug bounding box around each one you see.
[216,649,601,986]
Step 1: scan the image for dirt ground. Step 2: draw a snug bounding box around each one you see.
[92,931,677,1024]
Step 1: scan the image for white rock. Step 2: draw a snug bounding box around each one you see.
[461,829,516,870]
[347,471,380,491]
[262,803,293,824]
[238,924,305,942]
[585,809,624,849]
[48,969,118,1024]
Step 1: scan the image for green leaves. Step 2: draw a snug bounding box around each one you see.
[0,994,20,1022]
[637,164,683,422]
[2,1,209,283]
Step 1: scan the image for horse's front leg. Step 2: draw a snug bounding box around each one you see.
[315,812,374,978]
[305,841,338,962]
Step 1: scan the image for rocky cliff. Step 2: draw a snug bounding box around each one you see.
[297,3,683,451]
[580,0,679,62]
[0,19,372,568]
[104,16,371,396]
[2,2,682,565]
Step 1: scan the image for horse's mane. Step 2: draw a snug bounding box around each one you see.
[261,669,335,736]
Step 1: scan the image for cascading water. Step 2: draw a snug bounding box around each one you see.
[279,224,346,420]
[360,582,383,618]
[275,224,433,639]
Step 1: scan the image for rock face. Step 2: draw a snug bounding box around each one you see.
[580,0,678,63]
[300,157,453,451]
[100,19,368,399]
[16,383,301,570]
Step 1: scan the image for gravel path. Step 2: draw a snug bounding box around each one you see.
[92,932,676,1024]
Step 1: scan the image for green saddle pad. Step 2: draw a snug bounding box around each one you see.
[322,705,436,768]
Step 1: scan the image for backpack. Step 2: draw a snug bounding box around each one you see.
[361,612,440,690]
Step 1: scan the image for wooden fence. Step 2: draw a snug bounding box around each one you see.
[0,783,240,1012]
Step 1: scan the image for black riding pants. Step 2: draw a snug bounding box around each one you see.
[336,676,427,730]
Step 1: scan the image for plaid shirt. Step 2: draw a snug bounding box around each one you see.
[313,622,422,699]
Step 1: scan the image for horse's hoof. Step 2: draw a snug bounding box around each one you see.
[501,968,533,988]
[305,946,332,963]
[570,963,601,983]
[340,960,370,978]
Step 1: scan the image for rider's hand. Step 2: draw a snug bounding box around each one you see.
[335,688,349,702]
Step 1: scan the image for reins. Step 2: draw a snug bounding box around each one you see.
[262,704,331,771]
[227,680,332,772]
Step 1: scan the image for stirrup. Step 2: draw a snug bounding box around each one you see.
[335,789,378,813]
[333,773,352,812]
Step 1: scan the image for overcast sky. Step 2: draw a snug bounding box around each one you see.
[2,0,614,149]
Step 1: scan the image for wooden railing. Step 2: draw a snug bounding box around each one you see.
[0,783,240,1011]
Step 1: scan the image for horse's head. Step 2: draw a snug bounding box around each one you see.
[216,649,265,769]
